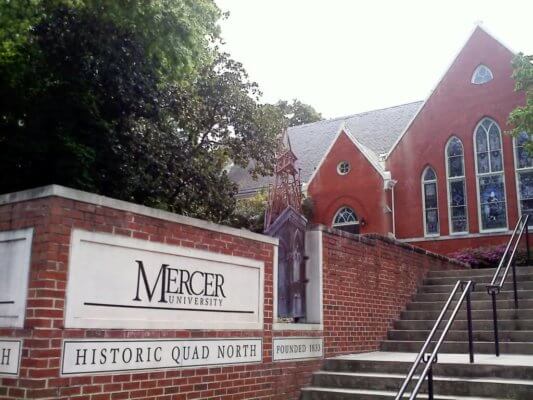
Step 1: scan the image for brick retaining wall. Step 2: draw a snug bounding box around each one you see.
[0,186,465,400]
[320,228,466,355]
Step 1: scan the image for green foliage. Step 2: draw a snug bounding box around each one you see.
[168,53,283,179]
[1,5,160,192]
[508,53,533,152]
[108,116,239,221]
[0,0,220,82]
[0,1,321,224]
[82,0,222,81]
[301,196,314,221]
[0,2,281,223]
[230,192,313,233]
[275,99,322,127]
[230,191,268,233]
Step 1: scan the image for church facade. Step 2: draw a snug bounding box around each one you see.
[230,26,529,255]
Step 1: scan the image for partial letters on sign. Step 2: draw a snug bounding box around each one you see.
[0,340,22,377]
[0,228,33,328]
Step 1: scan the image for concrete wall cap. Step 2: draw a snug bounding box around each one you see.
[312,224,469,269]
[0,185,279,246]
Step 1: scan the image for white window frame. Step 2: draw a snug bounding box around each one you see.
[513,133,533,226]
[471,64,494,85]
[337,160,351,175]
[445,136,468,235]
[473,117,508,233]
[422,166,439,237]
[332,206,358,227]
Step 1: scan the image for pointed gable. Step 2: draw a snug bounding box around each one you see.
[386,25,526,240]
[386,26,519,161]
[307,127,390,234]
[307,125,388,190]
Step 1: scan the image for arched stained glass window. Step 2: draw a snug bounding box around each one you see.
[476,118,503,173]
[446,137,468,233]
[514,131,533,225]
[471,65,493,85]
[332,207,359,234]
[515,131,533,169]
[474,118,507,231]
[422,166,439,236]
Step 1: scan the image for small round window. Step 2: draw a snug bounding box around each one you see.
[471,64,493,85]
[337,161,350,175]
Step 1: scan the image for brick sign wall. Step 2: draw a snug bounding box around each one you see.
[0,186,465,400]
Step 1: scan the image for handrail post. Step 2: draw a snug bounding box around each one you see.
[466,285,474,363]
[512,259,519,309]
[527,220,531,264]
[422,353,436,400]
[427,365,434,400]
[489,287,500,357]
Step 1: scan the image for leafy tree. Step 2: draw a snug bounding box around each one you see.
[0,0,221,82]
[508,53,533,152]
[1,6,160,192]
[0,2,321,224]
[0,3,286,222]
[275,99,322,127]
[117,53,284,219]
[167,53,284,180]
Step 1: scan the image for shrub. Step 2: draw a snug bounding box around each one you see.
[450,244,527,269]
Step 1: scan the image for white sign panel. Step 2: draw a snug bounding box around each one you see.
[0,340,22,377]
[65,230,263,330]
[0,228,33,328]
[272,337,323,361]
[61,338,262,376]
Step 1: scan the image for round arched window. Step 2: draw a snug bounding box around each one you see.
[337,161,350,175]
[332,207,360,234]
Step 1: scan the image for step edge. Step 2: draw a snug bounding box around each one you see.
[314,371,533,385]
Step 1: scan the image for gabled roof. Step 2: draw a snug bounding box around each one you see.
[306,124,391,188]
[229,101,422,196]
[385,24,516,159]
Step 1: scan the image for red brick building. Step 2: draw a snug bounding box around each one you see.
[230,25,529,255]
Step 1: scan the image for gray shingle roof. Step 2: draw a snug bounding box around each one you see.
[229,101,423,196]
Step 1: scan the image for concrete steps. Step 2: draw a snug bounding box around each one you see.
[380,340,533,354]
[388,329,533,342]
[423,272,533,286]
[413,290,533,302]
[426,266,533,278]
[406,298,533,311]
[301,386,504,400]
[302,265,533,399]
[302,353,533,399]
[399,308,533,320]
[394,319,533,331]
[322,358,533,380]
[310,371,533,398]
[419,281,533,293]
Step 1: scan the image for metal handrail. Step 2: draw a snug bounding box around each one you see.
[486,214,530,356]
[395,280,475,400]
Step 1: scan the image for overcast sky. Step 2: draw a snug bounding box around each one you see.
[216,0,533,118]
